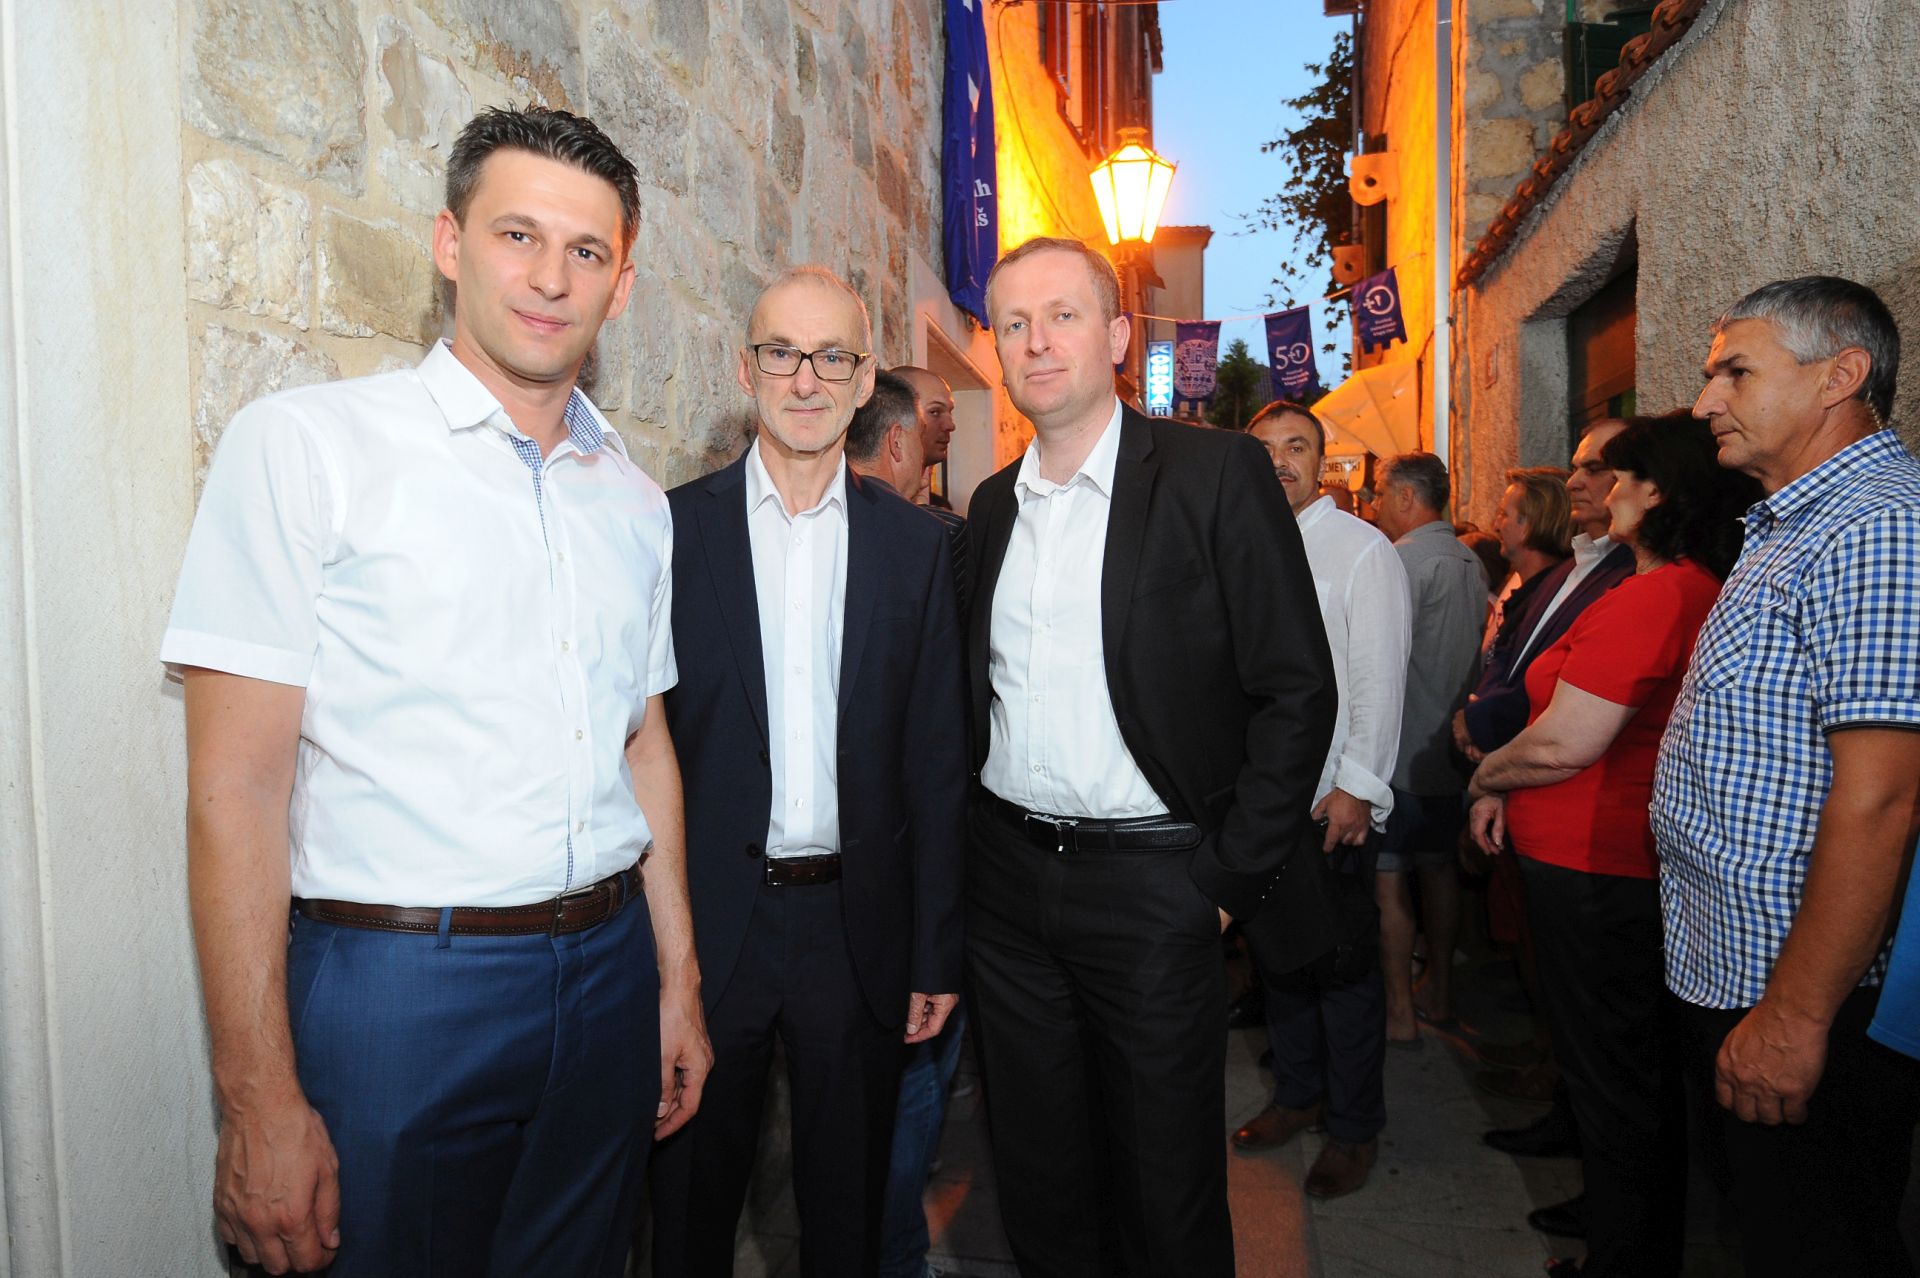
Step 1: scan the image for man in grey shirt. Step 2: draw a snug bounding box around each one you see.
[1372,452,1488,1043]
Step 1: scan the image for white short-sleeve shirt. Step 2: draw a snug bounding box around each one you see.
[161,341,677,908]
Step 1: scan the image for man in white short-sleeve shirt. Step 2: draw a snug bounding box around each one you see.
[161,107,709,1277]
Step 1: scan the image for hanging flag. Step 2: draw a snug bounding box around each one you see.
[1354,268,1408,354]
[1264,307,1322,402]
[1144,341,1174,416]
[942,0,997,327]
[1173,320,1221,415]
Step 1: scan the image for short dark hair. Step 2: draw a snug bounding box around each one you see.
[986,236,1122,325]
[1246,400,1325,454]
[447,106,640,253]
[1379,451,1451,515]
[847,370,920,463]
[1715,275,1900,423]
[1601,410,1764,580]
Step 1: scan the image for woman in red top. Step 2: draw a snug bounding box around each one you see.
[1467,412,1760,1278]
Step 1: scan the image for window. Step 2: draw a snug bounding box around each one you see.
[1568,268,1638,449]
[1040,4,1070,96]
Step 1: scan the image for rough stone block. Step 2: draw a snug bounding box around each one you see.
[771,104,806,194]
[851,105,874,168]
[755,171,793,264]
[193,324,339,488]
[652,0,710,82]
[741,0,792,69]
[588,16,692,196]
[318,211,441,344]
[714,37,772,149]
[379,18,471,152]
[185,0,366,187]
[1469,116,1541,181]
[694,116,755,252]
[1470,0,1545,19]
[836,5,870,82]
[639,189,718,300]
[622,267,681,427]
[420,0,581,107]
[795,26,819,101]
[1518,59,1565,112]
[1465,65,1506,115]
[187,160,312,329]
[875,144,910,225]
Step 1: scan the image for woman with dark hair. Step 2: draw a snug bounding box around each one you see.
[1464,411,1761,1277]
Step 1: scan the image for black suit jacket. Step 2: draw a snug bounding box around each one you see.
[967,408,1339,968]
[666,456,968,1027]
[1463,542,1633,751]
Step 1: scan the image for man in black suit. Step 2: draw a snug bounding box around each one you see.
[649,266,967,1276]
[965,236,1336,1275]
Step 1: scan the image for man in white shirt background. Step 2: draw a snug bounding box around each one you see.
[162,107,709,1276]
[1233,401,1410,1200]
[648,267,966,1276]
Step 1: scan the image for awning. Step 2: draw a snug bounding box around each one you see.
[1315,358,1420,458]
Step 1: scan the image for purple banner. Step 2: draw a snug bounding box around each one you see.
[1173,320,1221,414]
[1354,268,1408,354]
[1264,307,1322,402]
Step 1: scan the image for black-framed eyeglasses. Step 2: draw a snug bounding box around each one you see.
[749,343,869,383]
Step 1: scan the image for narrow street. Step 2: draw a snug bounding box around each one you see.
[684,946,1757,1278]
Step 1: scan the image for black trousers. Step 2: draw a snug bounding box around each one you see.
[1672,982,1920,1278]
[965,801,1233,1278]
[1520,856,1685,1278]
[649,879,902,1277]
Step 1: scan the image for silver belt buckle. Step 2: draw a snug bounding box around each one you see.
[1027,811,1079,853]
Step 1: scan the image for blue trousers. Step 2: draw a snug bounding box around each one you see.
[286,894,660,1277]
[878,1005,969,1278]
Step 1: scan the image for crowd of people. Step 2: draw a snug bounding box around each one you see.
[161,103,1920,1278]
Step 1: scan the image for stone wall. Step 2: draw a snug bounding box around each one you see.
[1458,0,1567,249]
[1454,0,1920,520]
[183,0,945,492]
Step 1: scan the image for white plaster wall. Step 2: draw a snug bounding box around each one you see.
[1456,0,1920,519]
[0,1,222,1273]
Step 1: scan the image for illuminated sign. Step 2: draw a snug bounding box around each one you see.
[1145,340,1174,416]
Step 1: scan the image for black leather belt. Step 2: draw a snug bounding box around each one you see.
[765,853,842,886]
[982,792,1203,854]
[295,864,641,937]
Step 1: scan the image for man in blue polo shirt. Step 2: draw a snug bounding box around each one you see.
[1654,275,1920,1278]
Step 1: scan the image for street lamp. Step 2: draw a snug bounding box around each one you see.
[1089,127,1176,245]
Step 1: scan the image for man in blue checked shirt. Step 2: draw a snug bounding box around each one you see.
[1654,276,1920,1278]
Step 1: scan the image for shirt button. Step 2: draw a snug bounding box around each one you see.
[557,550,567,562]
[795,798,807,808]
[575,820,585,833]
[1031,764,1043,774]
[574,729,584,740]
[561,640,571,652]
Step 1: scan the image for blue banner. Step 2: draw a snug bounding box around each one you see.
[942,0,997,327]
[1173,320,1221,415]
[1264,307,1322,402]
[1354,268,1408,354]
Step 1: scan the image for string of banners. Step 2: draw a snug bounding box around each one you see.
[1143,267,1407,417]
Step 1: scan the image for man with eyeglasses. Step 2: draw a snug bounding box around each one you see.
[648,266,968,1276]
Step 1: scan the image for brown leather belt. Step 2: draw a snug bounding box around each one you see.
[295,864,641,937]
[981,792,1203,855]
[765,853,842,886]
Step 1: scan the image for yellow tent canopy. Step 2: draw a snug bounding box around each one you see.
[1315,358,1420,459]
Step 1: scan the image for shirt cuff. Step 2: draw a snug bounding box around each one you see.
[1330,758,1394,829]
[160,628,312,687]
[1819,699,1920,733]
[644,661,679,699]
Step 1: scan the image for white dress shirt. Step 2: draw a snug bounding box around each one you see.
[161,341,676,907]
[1296,496,1411,829]
[744,441,848,859]
[983,399,1166,818]
[1515,531,1615,664]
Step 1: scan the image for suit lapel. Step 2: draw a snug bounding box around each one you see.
[696,460,770,746]
[969,476,1018,687]
[1100,412,1157,682]
[838,474,879,723]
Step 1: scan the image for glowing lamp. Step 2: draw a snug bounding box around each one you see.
[1089,129,1176,246]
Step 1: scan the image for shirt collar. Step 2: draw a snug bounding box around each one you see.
[1014,398,1124,499]
[746,437,847,519]
[1396,517,1454,546]
[1570,531,1613,567]
[1753,429,1907,528]
[416,339,613,456]
[1295,493,1335,533]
